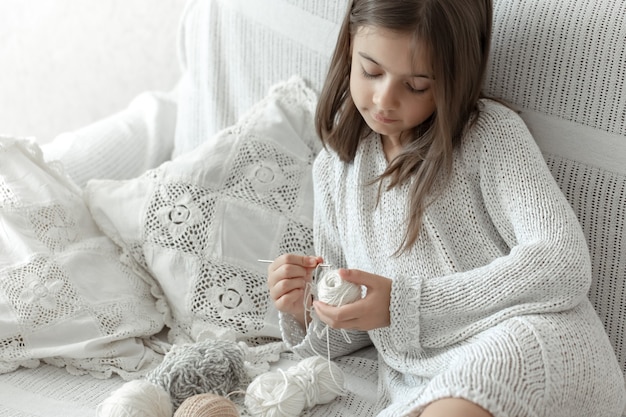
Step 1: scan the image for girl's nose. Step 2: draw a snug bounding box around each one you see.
[373,80,397,110]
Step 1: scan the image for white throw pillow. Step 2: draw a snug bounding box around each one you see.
[0,137,164,379]
[85,77,321,344]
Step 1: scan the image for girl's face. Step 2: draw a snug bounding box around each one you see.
[350,26,436,145]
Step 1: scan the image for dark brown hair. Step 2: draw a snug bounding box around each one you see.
[315,0,493,253]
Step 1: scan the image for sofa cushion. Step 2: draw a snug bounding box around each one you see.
[0,137,164,379]
[85,76,320,344]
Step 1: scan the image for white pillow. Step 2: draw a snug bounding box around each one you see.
[0,137,164,379]
[85,77,321,344]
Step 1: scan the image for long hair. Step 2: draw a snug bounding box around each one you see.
[315,0,493,253]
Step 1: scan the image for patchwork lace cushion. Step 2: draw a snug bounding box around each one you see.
[85,77,320,344]
[0,137,164,379]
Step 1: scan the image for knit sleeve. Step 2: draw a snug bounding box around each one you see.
[390,104,592,350]
[280,148,372,358]
[41,89,178,188]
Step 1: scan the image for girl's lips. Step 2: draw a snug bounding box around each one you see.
[373,112,396,124]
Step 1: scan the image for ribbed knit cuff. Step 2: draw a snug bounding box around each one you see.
[389,274,422,352]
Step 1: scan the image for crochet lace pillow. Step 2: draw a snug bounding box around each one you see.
[0,137,164,379]
[85,77,320,344]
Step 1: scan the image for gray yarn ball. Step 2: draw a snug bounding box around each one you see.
[146,339,247,409]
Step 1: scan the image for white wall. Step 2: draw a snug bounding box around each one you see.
[0,0,185,143]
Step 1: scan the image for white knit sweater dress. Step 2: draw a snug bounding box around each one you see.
[280,100,626,417]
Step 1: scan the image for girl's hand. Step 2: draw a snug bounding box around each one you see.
[313,269,391,331]
[267,254,324,329]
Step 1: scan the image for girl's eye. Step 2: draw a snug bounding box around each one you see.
[361,68,380,79]
[406,84,428,94]
[361,65,430,94]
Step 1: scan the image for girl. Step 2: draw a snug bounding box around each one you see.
[267,0,626,416]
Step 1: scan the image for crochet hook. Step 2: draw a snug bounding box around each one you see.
[257,259,331,267]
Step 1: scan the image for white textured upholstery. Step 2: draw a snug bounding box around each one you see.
[172,0,350,156]
[485,0,625,135]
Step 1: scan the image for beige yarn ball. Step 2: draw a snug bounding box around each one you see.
[174,393,239,417]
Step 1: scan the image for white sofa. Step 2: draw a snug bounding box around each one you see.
[0,0,624,416]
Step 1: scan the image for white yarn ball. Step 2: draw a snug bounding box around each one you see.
[317,269,361,306]
[97,379,173,417]
[245,356,345,417]
[292,356,345,404]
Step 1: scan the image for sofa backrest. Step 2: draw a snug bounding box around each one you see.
[173,0,348,156]
[178,0,626,377]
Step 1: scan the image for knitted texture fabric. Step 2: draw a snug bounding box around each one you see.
[146,339,247,410]
[281,100,626,417]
